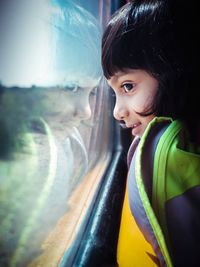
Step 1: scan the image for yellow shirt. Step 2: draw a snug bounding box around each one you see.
[117,183,158,267]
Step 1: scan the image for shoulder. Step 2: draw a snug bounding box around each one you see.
[140,117,200,200]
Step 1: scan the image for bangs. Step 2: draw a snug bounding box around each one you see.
[102,4,133,79]
[101,2,155,80]
[102,20,122,79]
[102,26,149,79]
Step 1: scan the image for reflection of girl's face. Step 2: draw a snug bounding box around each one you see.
[40,83,98,140]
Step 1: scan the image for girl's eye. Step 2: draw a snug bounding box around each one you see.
[122,83,135,93]
[89,86,98,97]
[64,85,81,93]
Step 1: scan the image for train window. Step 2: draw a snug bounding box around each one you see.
[0,1,114,267]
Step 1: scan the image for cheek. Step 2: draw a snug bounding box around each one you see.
[48,95,75,117]
[128,95,147,113]
[60,98,78,118]
[131,93,155,113]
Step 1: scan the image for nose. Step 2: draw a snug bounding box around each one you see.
[113,99,129,121]
[82,104,92,120]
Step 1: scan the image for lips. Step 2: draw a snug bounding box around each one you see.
[126,122,141,129]
[132,122,141,128]
[119,121,141,131]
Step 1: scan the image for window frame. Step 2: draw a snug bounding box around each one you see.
[59,1,131,266]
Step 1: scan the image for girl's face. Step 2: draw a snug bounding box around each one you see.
[108,69,158,137]
[40,80,98,141]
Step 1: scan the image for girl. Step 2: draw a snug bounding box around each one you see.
[102,0,200,266]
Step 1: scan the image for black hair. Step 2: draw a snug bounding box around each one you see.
[102,0,199,142]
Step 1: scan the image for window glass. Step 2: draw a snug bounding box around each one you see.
[0,1,112,266]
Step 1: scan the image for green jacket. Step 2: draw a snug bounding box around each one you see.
[127,117,200,267]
